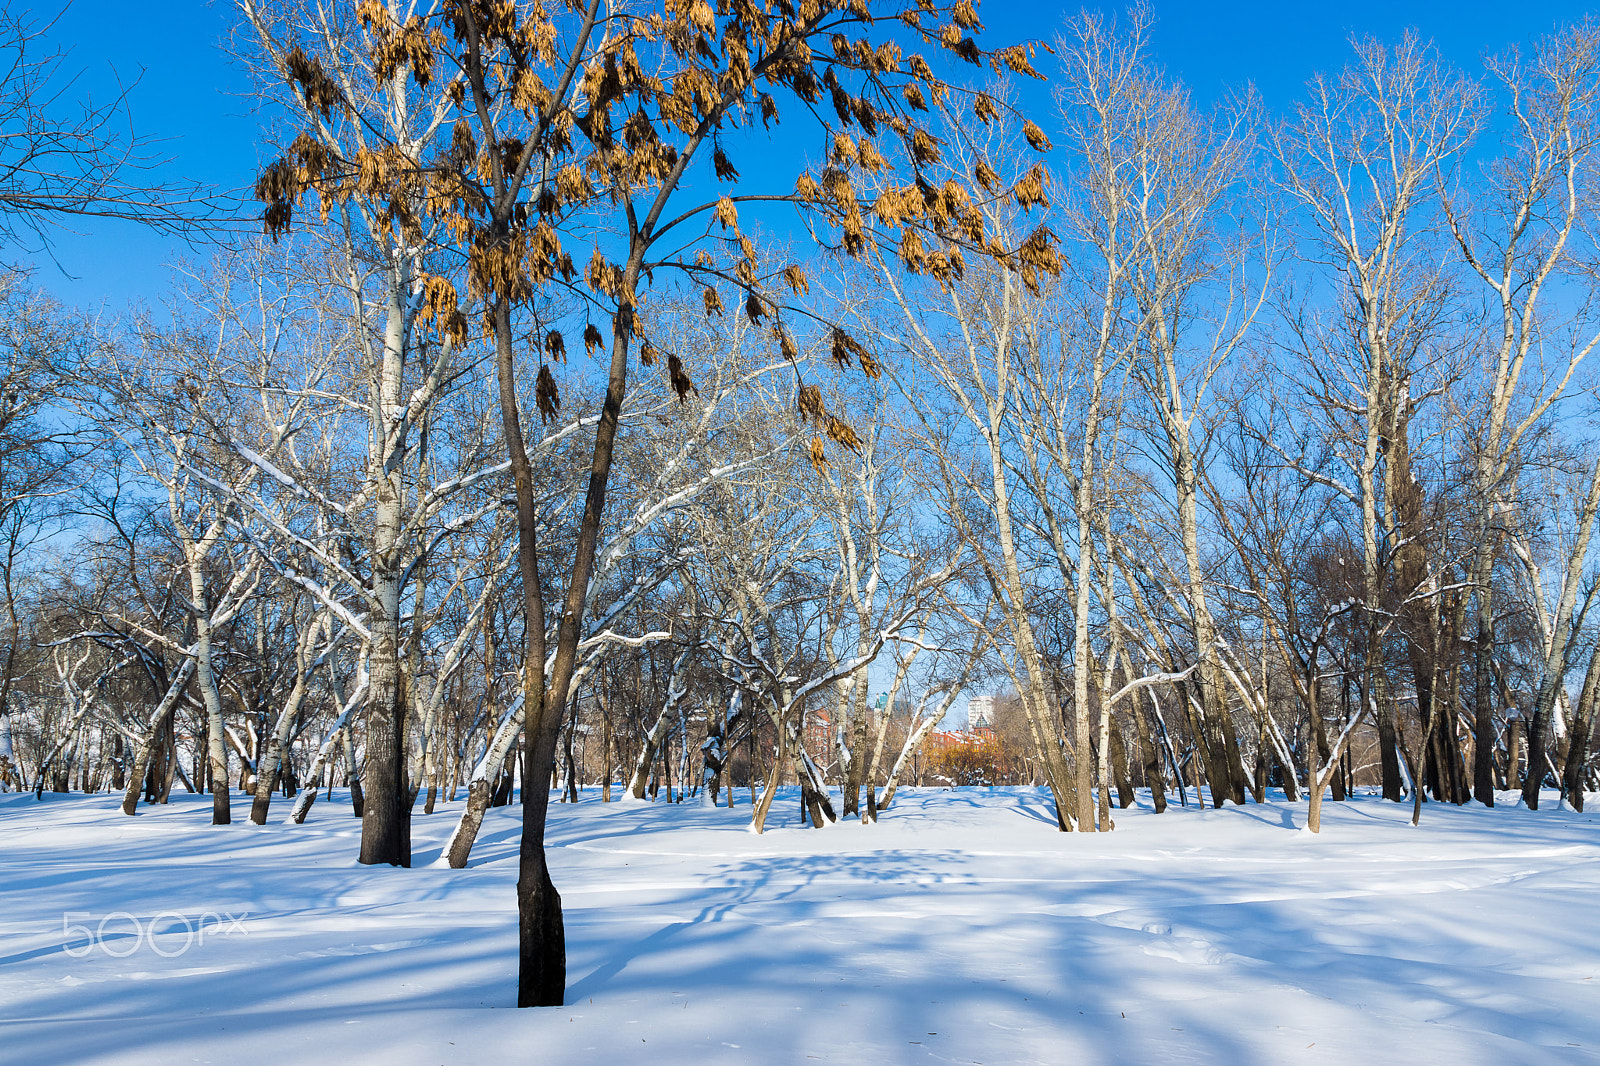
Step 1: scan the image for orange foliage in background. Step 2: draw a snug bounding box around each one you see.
[925,732,1029,787]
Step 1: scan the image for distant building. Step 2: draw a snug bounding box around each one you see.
[966,695,995,731]
[929,729,988,752]
[804,705,833,759]
[804,695,894,764]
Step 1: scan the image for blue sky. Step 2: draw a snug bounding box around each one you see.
[23,0,1591,312]
[23,0,254,305]
[20,0,1593,723]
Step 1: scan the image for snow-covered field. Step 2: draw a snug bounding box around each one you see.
[2,786,1597,1065]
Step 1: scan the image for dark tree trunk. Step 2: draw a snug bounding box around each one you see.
[1109,720,1134,809]
[1133,697,1166,814]
[1415,660,1447,803]
[1565,714,1593,812]
[358,642,410,866]
[1472,614,1496,805]
[1523,708,1551,810]
[1562,642,1600,811]
[564,696,579,804]
[142,717,169,804]
[346,729,365,818]
[1506,718,1522,791]
[801,780,835,827]
[517,717,565,1007]
[1375,699,1404,802]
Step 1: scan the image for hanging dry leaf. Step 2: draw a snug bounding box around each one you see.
[536,364,561,421]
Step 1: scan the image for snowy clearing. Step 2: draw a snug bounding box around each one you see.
[2,788,1598,1065]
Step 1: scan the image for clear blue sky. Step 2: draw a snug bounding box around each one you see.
[23,0,1592,725]
[24,0,255,307]
[24,0,1591,310]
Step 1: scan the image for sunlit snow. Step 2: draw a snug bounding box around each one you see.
[3,787,1597,1064]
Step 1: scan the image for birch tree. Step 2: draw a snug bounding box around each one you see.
[1274,32,1478,809]
[243,0,467,866]
[1438,24,1600,805]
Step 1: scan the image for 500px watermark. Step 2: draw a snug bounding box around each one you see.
[61,911,249,958]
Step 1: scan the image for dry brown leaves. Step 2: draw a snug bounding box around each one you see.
[535,364,561,421]
[667,352,696,400]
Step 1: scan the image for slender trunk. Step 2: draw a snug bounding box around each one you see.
[423,709,441,815]
[629,676,687,799]
[601,690,613,802]
[1522,464,1600,809]
[1562,639,1600,810]
[1073,507,1098,830]
[288,664,367,824]
[192,609,231,826]
[1215,695,1250,804]
[1131,685,1165,813]
[662,716,674,803]
[862,687,899,821]
[1176,680,1222,806]
[252,626,326,825]
[345,728,365,817]
[1507,717,1523,791]
[563,696,579,804]
[445,695,524,867]
[120,659,197,816]
[879,709,945,813]
[1307,698,1372,832]
[750,723,786,834]
[1472,607,1497,805]
[489,279,560,1005]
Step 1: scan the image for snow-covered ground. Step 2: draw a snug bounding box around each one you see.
[2,785,1597,1065]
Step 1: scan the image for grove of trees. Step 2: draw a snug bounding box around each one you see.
[4,0,1600,1009]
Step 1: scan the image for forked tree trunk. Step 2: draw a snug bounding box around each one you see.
[286,672,366,824]
[445,695,524,867]
[252,625,328,825]
[628,656,690,799]
[1562,640,1600,810]
[1131,690,1166,813]
[120,659,197,816]
[877,707,945,814]
[700,690,741,807]
[1307,691,1375,833]
[751,716,833,833]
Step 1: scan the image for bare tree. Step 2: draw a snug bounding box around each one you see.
[0,6,213,248]
[0,280,88,788]
[1438,23,1600,806]
[1273,31,1478,819]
